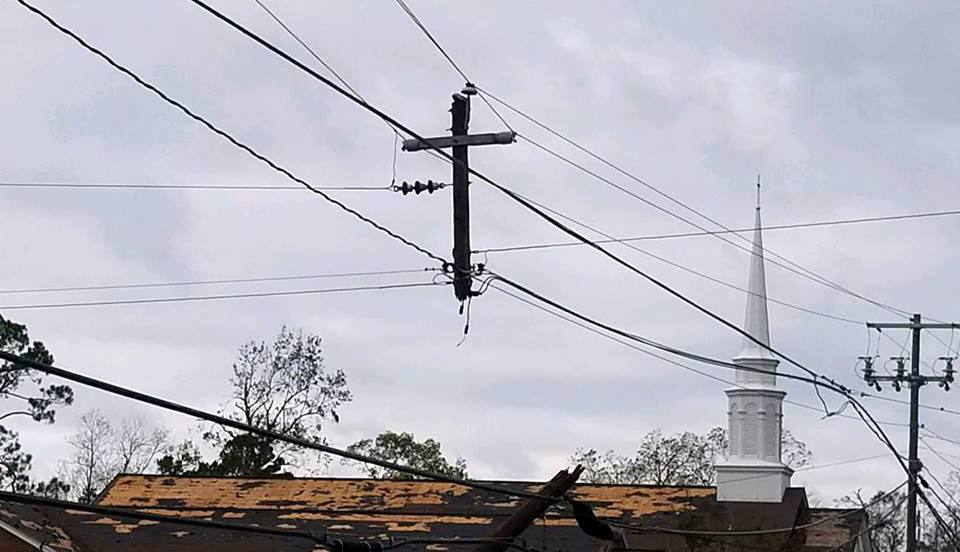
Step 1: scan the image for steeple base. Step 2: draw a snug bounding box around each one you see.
[715,463,793,502]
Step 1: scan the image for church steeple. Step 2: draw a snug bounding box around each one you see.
[736,177,775,362]
[715,180,793,503]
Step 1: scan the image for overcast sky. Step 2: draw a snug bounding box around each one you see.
[2,0,959,504]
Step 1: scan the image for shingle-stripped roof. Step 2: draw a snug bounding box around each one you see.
[0,475,867,551]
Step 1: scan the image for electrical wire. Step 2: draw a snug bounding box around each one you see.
[391,0,515,133]
[474,208,960,254]
[477,88,918,321]
[383,538,538,552]
[0,181,387,190]
[0,281,447,311]
[0,349,551,501]
[489,283,909,430]
[511,190,863,325]
[490,270,846,412]
[484,270,916,499]
[14,0,448,267]
[0,268,436,295]
[922,437,960,473]
[916,486,960,548]
[824,491,909,552]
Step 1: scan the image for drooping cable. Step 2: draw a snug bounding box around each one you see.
[489,283,908,429]
[0,349,550,501]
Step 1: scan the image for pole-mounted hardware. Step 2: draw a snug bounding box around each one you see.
[400,82,516,302]
[393,180,447,196]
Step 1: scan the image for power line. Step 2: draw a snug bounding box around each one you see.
[391,0,514,132]
[489,283,908,430]
[916,486,960,549]
[14,0,447,267]
[484,270,916,489]
[0,181,387,190]
[825,491,909,552]
[474,208,960,254]
[922,437,960,473]
[0,349,550,501]
[478,89,916,321]
[0,281,446,310]
[507,190,863,325]
[0,268,436,295]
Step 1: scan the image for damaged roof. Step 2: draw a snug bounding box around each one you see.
[0,476,869,551]
[0,498,324,552]
[78,475,865,551]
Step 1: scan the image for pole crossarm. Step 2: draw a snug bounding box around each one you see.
[867,322,960,329]
[402,131,516,152]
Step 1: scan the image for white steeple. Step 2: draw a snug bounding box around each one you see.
[715,178,793,502]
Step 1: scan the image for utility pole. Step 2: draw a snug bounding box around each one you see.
[859,314,957,552]
[401,83,515,302]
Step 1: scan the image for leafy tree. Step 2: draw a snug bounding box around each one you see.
[345,430,467,479]
[156,440,209,476]
[571,427,811,485]
[158,435,288,477]
[0,314,73,492]
[0,426,34,492]
[202,327,351,474]
[31,477,71,500]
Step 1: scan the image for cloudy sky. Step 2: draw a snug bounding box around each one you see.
[2,0,959,504]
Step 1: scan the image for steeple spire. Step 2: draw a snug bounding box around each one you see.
[737,175,774,361]
[715,179,792,503]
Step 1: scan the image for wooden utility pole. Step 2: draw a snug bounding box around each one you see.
[402,83,515,302]
[860,314,957,552]
[476,465,584,552]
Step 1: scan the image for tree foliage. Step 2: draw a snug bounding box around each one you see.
[345,431,468,480]
[157,435,288,477]
[0,314,73,493]
[201,327,351,473]
[0,314,73,425]
[571,427,811,485]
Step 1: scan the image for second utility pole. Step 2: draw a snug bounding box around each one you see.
[860,314,957,552]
